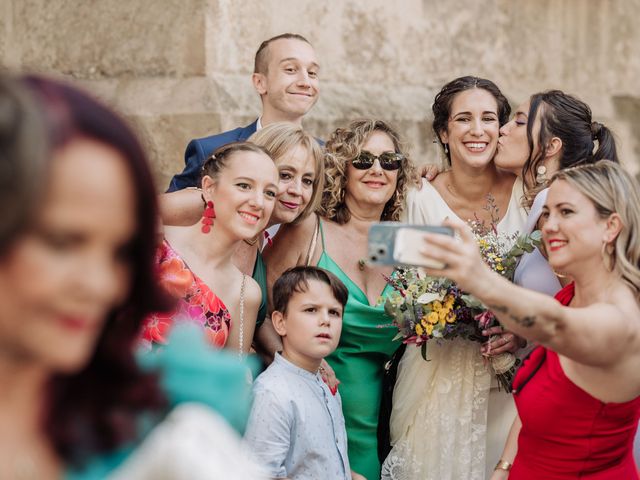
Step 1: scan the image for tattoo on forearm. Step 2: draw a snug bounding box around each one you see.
[488,304,536,328]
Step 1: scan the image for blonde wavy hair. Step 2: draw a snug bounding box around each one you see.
[319,119,416,224]
[249,122,324,224]
[551,160,640,298]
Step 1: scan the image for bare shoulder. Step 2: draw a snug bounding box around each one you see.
[243,274,263,308]
[264,213,317,262]
[272,213,317,244]
[612,289,640,339]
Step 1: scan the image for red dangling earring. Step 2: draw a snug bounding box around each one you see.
[201,200,216,233]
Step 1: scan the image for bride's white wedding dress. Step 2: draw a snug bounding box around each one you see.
[382,178,527,480]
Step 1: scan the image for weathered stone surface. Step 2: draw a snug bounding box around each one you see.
[1,0,638,184]
[8,0,206,78]
[128,112,227,190]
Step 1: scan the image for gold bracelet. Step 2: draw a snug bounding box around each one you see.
[495,459,512,471]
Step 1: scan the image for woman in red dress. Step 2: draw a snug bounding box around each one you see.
[417,160,640,479]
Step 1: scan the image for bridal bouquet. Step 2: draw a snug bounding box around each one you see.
[381,197,541,390]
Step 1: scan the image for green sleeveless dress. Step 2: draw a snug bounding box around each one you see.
[317,220,400,480]
[252,250,268,327]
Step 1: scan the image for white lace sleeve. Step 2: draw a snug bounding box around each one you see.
[108,403,268,480]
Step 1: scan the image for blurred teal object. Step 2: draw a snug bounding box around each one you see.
[137,323,259,434]
[67,324,257,479]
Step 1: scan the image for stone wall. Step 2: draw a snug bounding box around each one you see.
[2,0,638,189]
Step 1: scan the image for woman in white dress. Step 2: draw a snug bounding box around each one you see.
[382,76,527,480]
[495,90,619,298]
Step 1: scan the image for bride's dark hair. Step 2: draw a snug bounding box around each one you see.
[432,75,511,165]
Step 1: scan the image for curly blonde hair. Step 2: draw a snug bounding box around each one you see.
[319,119,416,224]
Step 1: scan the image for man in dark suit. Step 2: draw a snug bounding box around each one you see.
[167,33,320,191]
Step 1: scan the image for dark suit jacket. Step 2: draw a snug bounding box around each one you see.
[167,120,258,192]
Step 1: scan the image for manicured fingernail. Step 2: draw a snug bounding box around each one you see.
[330,386,338,396]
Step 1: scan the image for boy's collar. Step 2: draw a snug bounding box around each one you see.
[274,352,323,380]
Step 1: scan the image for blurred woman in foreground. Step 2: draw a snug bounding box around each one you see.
[0,75,262,479]
[418,160,640,479]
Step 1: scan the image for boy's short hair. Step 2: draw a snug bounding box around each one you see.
[272,266,348,314]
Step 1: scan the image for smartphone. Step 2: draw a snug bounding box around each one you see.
[368,222,454,268]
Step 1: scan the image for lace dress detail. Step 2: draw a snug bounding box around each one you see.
[382,340,490,479]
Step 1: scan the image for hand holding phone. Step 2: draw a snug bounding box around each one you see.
[368,222,454,268]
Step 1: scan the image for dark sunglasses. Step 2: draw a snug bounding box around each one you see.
[351,150,404,171]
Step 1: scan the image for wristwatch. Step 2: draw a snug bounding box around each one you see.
[495,459,512,471]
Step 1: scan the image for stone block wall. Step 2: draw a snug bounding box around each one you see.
[1,0,638,189]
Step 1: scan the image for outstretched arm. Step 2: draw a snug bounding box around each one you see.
[419,218,637,367]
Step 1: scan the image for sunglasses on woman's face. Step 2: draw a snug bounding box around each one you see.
[351,150,404,171]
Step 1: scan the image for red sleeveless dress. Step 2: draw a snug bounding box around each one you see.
[510,283,640,479]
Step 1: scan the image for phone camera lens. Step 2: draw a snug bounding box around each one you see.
[370,255,378,262]
[377,247,386,255]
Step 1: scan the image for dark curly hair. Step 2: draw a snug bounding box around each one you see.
[319,119,416,224]
[432,76,511,165]
[3,75,172,466]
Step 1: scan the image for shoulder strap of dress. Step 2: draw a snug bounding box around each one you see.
[305,215,324,266]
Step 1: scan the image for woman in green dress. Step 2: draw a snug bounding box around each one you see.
[264,119,416,479]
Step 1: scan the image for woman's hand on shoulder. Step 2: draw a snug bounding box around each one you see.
[319,358,340,395]
[417,163,441,188]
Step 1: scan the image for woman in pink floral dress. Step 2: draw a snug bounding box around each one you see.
[142,142,278,352]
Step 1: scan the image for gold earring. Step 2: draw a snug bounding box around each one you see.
[601,241,615,272]
[536,165,548,185]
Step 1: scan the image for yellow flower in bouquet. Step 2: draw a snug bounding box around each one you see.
[427,311,439,324]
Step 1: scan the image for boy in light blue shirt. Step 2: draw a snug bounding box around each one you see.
[245,266,364,479]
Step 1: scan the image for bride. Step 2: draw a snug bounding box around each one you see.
[382,76,527,480]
